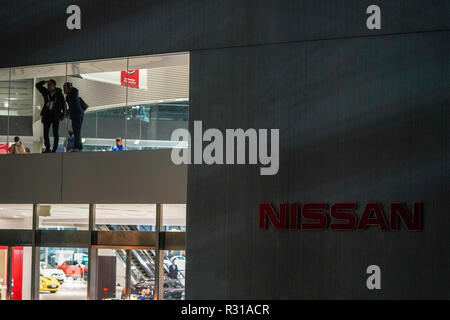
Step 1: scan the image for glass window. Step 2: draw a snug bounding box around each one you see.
[38,204,89,231]
[95,204,156,231]
[9,64,67,153]
[128,249,156,300]
[2,52,189,154]
[0,68,10,148]
[125,54,189,150]
[0,204,33,230]
[66,58,128,152]
[163,204,186,232]
[164,250,185,300]
[40,247,88,300]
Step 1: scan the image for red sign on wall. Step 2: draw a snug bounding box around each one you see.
[0,143,8,154]
[121,70,140,88]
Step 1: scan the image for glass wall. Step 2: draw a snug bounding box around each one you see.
[0,203,184,300]
[0,52,189,154]
[40,247,88,300]
[38,204,89,231]
[95,204,156,231]
[0,204,33,230]
[164,249,185,300]
[163,204,186,232]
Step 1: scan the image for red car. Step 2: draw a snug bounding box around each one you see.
[58,260,88,279]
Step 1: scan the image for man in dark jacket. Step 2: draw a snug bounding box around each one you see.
[64,82,84,151]
[36,79,65,153]
[168,260,179,280]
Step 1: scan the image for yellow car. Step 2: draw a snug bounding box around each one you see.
[40,275,60,293]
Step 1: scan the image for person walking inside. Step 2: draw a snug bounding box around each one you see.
[36,79,65,153]
[64,82,84,152]
[8,136,26,154]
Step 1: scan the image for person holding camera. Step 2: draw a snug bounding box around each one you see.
[64,82,84,152]
[36,79,65,153]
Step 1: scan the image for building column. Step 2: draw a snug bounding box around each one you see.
[87,204,98,300]
[6,246,12,300]
[154,204,164,300]
[30,204,40,300]
[124,250,131,300]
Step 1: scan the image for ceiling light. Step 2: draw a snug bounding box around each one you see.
[134,140,140,145]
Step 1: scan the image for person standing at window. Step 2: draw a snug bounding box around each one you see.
[64,82,84,152]
[36,79,65,153]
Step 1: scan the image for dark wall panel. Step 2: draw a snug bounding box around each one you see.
[0,116,33,136]
[0,116,8,135]
[0,153,63,203]
[0,150,186,204]
[8,116,33,136]
[0,0,448,68]
[61,149,187,203]
[187,32,449,299]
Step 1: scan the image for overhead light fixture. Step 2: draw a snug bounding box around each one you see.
[134,140,140,145]
[4,102,8,107]
[82,138,86,143]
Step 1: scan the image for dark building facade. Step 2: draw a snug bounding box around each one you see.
[0,0,449,299]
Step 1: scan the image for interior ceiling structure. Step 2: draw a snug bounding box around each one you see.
[0,52,190,116]
[0,204,186,226]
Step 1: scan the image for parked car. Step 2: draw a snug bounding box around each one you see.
[40,262,66,284]
[129,278,184,300]
[39,275,60,293]
[58,260,88,280]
